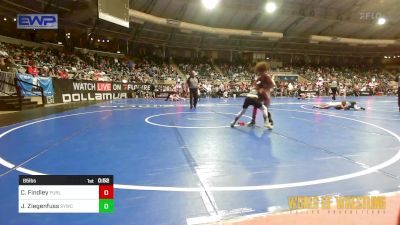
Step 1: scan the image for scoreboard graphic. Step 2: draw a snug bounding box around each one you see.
[18,175,114,213]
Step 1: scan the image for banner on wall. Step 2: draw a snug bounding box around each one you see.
[16,73,54,96]
[273,74,299,82]
[52,79,154,103]
[360,91,372,96]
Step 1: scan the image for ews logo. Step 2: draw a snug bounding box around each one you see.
[17,14,58,29]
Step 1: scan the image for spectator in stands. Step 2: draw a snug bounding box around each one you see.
[48,67,56,77]
[0,47,8,58]
[5,56,16,73]
[0,57,6,72]
[27,61,39,77]
[58,68,68,79]
[40,66,50,77]
[218,83,225,98]
[288,82,294,96]
[0,47,9,71]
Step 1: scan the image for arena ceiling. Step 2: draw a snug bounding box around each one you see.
[1,0,400,56]
[131,0,400,39]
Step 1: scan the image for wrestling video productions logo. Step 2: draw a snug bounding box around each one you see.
[17,14,58,29]
[288,195,386,214]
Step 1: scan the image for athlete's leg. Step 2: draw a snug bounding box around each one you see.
[313,103,330,109]
[231,97,251,127]
[268,111,273,125]
[247,107,257,126]
[231,108,247,128]
[260,105,272,129]
[248,109,273,126]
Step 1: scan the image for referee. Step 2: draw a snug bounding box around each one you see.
[187,70,199,109]
[330,76,338,101]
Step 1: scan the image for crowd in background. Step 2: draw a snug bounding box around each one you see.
[273,66,398,97]
[177,62,398,98]
[0,41,398,98]
[0,42,178,84]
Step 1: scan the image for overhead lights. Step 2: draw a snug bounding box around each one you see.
[377,17,386,25]
[117,51,121,54]
[13,18,16,22]
[57,42,62,45]
[201,0,220,10]
[3,18,6,21]
[265,2,277,14]
[384,56,388,58]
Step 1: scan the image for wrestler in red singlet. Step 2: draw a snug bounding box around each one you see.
[248,62,275,127]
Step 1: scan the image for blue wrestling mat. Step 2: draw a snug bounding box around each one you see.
[0,96,399,225]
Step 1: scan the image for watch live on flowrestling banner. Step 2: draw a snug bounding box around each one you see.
[52,79,152,103]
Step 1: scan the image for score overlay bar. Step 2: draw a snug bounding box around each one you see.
[19,175,114,213]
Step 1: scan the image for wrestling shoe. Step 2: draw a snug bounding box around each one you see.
[247,120,256,127]
[230,117,239,128]
[264,121,273,130]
